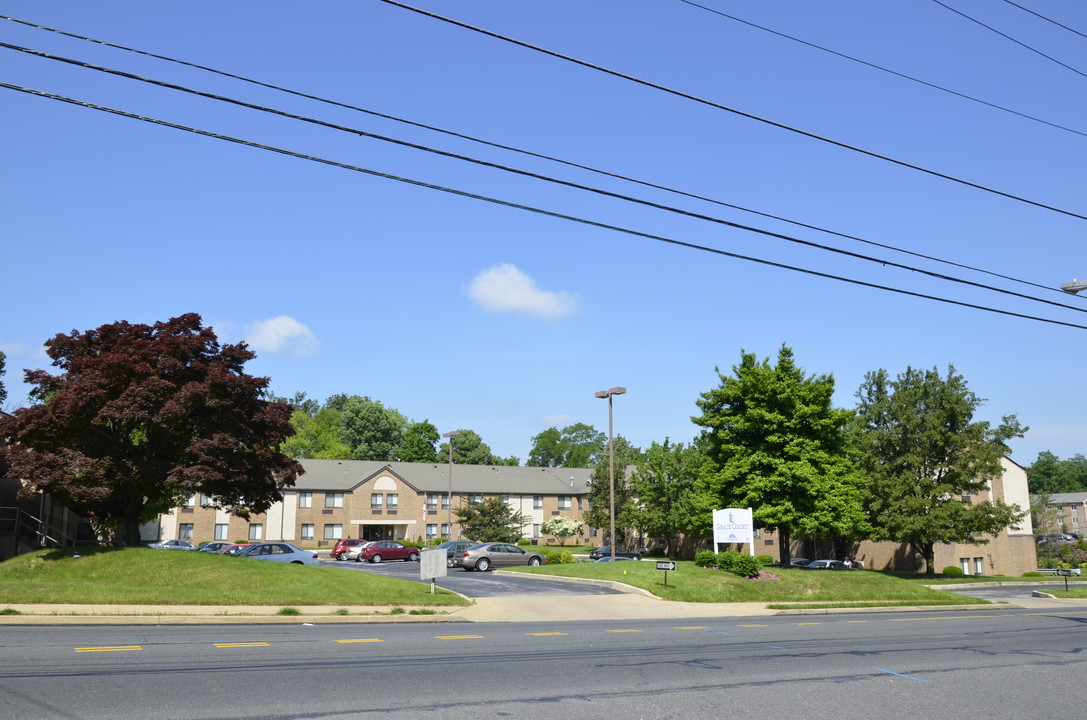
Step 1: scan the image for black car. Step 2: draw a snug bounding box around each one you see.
[431,540,480,567]
[589,546,642,561]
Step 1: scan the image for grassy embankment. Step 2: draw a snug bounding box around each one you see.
[0,547,469,607]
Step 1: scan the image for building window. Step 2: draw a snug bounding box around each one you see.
[248,524,263,541]
[387,494,399,510]
[200,494,214,508]
[426,493,439,511]
[533,496,543,510]
[301,523,315,540]
[426,524,438,539]
[182,494,195,508]
[558,496,572,510]
[577,496,583,511]
[960,557,970,575]
[469,494,483,504]
[178,523,194,540]
[214,524,229,540]
[441,523,451,538]
[371,493,383,510]
[533,524,541,538]
[325,493,343,508]
[589,526,598,538]
[974,557,984,576]
[299,492,312,509]
[441,495,451,510]
[323,524,343,540]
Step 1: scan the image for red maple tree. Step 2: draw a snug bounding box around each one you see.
[0,313,302,546]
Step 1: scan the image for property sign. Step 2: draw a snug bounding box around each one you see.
[713,507,753,545]
[419,548,447,595]
[656,560,677,571]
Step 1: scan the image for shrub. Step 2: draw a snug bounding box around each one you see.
[1021,571,1046,577]
[718,551,762,578]
[539,549,575,565]
[756,554,775,566]
[517,539,531,547]
[942,566,965,575]
[694,549,718,568]
[400,539,424,549]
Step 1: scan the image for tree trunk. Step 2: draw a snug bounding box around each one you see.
[123,515,143,548]
[778,526,791,564]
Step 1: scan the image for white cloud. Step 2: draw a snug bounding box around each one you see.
[244,316,319,357]
[466,263,578,320]
[539,414,576,427]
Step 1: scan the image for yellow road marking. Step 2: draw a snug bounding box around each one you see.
[675,626,709,630]
[214,642,270,648]
[74,646,141,653]
[847,620,868,623]
[606,629,643,633]
[527,632,568,636]
[436,635,484,640]
[336,639,384,643]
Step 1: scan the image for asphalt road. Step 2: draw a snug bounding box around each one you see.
[318,556,624,597]
[5,608,1087,719]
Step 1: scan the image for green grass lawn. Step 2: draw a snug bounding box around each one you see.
[512,561,992,607]
[0,547,469,607]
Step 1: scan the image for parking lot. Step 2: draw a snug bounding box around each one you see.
[319,556,623,598]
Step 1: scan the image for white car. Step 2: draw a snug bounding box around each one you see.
[148,539,196,550]
[235,542,319,566]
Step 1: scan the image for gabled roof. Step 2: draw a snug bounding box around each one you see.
[1046,492,1087,505]
[290,459,593,496]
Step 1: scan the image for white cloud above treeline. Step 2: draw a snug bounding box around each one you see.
[244,316,319,356]
[466,263,579,320]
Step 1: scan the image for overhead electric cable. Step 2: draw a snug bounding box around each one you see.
[376,0,1087,223]
[7,40,1085,316]
[932,0,1087,80]
[1000,0,1087,41]
[0,15,1072,299]
[679,0,1087,139]
[3,80,1085,332]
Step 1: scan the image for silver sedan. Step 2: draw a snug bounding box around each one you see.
[455,542,547,572]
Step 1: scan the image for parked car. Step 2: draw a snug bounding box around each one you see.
[196,542,233,554]
[220,543,253,556]
[330,538,369,560]
[456,542,547,571]
[357,541,420,564]
[430,540,480,568]
[801,560,855,570]
[588,546,642,561]
[148,539,196,550]
[341,541,376,562]
[595,555,634,562]
[235,542,319,566]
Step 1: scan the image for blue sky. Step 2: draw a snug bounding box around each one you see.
[3,1,1086,466]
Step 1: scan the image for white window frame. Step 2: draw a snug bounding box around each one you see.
[323,524,343,540]
[299,492,312,508]
[248,523,263,541]
[300,523,315,540]
[325,493,343,509]
[214,524,229,540]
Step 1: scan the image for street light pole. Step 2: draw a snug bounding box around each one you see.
[442,430,460,539]
[595,387,626,561]
[1061,279,1087,295]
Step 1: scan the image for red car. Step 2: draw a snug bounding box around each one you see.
[330,538,368,560]
[357,541,420,564]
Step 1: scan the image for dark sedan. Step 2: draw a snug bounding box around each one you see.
[588,546,642,561]
[431,540,480,568]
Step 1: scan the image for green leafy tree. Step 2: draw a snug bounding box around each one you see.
[340,396,407,461]
[527,423,605,467]
[0,314,302,546]
[1029,451,1087,495]
[629,439,705,556]
[584,435,642,545]
[453,496,529,543]
[540,516,583,546]
[852,364,1026,575]
[692,346,868,564]
[440,429,517,466]
[264,390,319,416]
[397,420,440,462]
[280,406,350,459]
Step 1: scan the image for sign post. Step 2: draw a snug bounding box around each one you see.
[1057,567,1073,590]
[656,560,677,588]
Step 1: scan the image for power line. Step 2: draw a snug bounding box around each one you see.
[932,0,1087,80]
[1,14,1073,300]
[7,40,1085,317]
[4,79,1086,332]
[678,0,1087,139]
[1000,0,1087,42]
[376,0,1087,223]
